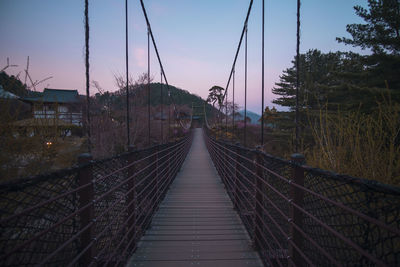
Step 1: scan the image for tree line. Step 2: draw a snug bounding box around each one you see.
[273,0,399,112]
[268,0,400,186]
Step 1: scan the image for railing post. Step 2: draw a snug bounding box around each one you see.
[127,145,136,252]
[289,153,305,266]
[253,148,263,250]
[233,143,241,211]
[77,153,95,266]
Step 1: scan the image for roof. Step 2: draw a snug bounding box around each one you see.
[22,88,80,103]
[0,85,19,99]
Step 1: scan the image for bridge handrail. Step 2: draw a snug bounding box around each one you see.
[203,129,400,266]
[0,133,193,266]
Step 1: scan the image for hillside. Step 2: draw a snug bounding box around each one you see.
[147,83,206,107]
[94,82,216,119]
[98,82,207,107]
[0,70,208,111]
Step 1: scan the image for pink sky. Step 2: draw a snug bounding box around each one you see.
[0,0,366,113]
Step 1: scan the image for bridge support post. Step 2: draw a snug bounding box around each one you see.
[77,153,96,266]
[127,146,137,253]
[289,153,305,266]
[253,149,264,251]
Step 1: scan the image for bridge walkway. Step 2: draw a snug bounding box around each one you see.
[128,128,262,267]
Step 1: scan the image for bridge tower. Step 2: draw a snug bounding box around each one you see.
[191,102,206,128]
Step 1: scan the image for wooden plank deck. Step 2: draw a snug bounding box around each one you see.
[128,129,263,267]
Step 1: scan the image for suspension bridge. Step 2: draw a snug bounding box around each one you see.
[1,0,399,266]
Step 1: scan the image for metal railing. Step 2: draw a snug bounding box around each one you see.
[0,132,193,266]
[204,129,400,266]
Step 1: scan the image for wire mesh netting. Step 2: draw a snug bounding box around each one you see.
[0,169,80,266]
[205,130,400,266]
[90,153,132,265]
[256,152,292,263]
[0,134,192,266]
[302,168,400,266]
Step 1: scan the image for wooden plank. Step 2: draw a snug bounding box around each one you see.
[151,217,240,223]
[149,225,245,231]
[129,259,263,267]
[141,234,249,241]
[130,251,260,261]
[150,221,243,227]
[145,229,248,235]
[136,239,252,248]
[134,244,254,254]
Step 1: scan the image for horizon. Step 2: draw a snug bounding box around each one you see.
[0,0,368,114]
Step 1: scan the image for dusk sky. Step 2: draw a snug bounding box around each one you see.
[0,0,367,113]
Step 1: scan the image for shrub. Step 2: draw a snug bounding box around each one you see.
[307,95,400,186]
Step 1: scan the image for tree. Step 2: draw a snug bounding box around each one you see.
[272,49,365,111]
[0,71,28,97]
[207,86,224,109]
[259,106,277,124]
[207,85,225,123]
[337,0,400,96]
[336,0,400,55]
[274,1,400,112]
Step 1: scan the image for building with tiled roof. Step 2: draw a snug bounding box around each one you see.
[22,88,83,126]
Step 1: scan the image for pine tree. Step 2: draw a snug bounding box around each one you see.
[337,0,400,96]
[272,50,365,111]
[336,0,400,55]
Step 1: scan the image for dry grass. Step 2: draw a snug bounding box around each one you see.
[306,95,400,186]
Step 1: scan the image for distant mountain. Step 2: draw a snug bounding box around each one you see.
[237,110,261,124]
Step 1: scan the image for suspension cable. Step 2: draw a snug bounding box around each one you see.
[168,93,171,139]
[225,80,228,138]
[295,0,301,152]
[139,0,174,110]
[232,68,235,136]
[84,0,91,152]
[139,0,191,134]
[160,70,163,143]
[125,0,130,147]
[221,0,254,105]
[147,26,151,145]
[261,0,265,146]
[244,25,248,146]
